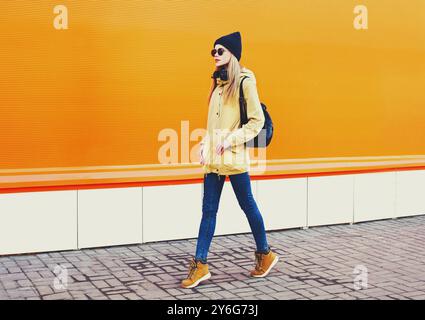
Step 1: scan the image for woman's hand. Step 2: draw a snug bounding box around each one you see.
[216,139,231,155]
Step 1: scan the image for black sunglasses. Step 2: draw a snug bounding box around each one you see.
[211,48,226,57]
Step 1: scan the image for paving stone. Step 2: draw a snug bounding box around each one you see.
[0,215,424,300]
[42,292,73,300]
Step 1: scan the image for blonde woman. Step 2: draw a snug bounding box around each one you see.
[181,31,279,289]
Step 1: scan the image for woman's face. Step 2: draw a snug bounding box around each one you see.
[212,44,231,67]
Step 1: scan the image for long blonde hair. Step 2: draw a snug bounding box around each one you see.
[207,54,244,106]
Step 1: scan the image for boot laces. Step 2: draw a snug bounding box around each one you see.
[187,259,198,279]
[255,253,264,271]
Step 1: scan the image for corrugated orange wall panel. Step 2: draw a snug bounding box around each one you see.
[0,0,424,189]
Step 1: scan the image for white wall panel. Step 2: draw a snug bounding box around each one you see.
[257,177,307,230]
[396,170,425,217]
[354,172,396,222]
[78,187,142,248]
[307,175,354,226]
[142,183,201,242]
[0,190,77,255]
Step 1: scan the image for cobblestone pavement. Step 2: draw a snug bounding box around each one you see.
[1,215,425,300]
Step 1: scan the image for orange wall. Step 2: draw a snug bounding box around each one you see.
[0,0,424,190]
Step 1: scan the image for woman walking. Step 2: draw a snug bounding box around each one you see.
[181,31,279,289]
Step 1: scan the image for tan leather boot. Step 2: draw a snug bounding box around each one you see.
[250,249,279,277]
[181,258,211,289]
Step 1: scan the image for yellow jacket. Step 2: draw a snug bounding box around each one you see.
[200,67,265,176]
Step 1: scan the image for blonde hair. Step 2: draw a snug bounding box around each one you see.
[207,54,245,106]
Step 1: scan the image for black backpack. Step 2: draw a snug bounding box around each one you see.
[239,75,273,148]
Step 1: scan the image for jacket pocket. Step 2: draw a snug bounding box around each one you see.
[222,144,244,169]
[231,143,244,154]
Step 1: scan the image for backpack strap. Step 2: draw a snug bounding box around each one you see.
[239,76,250,127]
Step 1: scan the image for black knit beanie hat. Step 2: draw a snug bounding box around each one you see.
[214,31,242,61]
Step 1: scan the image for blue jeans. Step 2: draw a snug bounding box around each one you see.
[195,171,270,264]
